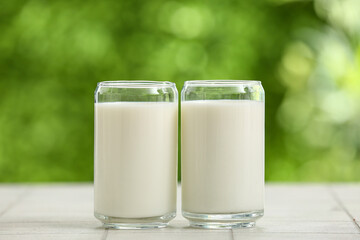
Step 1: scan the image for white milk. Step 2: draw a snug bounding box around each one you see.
[181,100,264,214]
[94,102,177,218]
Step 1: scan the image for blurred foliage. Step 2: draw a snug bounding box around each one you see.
[0,0,359,182]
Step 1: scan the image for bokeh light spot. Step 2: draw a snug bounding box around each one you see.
[279,42,313,90]
[320,91,355,123]
[171,7,204,39]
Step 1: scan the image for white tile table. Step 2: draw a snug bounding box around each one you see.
[0,184,359,239]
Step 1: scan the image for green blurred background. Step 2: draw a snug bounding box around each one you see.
[0,0,359,182]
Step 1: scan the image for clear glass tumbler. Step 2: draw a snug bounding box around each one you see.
[94,81,178,229]
[181,80,264,229]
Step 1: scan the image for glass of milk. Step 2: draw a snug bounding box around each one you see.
[181,80,264,229]
[94,81,178,229]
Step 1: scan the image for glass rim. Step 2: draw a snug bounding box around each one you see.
[97,80,176,88]
[184,80,261,86]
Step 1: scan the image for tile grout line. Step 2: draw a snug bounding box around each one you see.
[0,188,32,218]
[101,229,108,240]
[231,229,235,240]
[328,185,360,232]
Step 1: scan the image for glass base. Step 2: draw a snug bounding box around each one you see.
[95,211,176,229]
[182,210,263,229]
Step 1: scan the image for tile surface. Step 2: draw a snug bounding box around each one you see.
[0,184,359,239]
[331,184,360,220]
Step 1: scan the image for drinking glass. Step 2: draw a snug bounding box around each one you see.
[94,81,178,229]
[181,80,264,229]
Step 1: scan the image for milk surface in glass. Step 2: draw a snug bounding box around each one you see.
[95,102,177,218]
